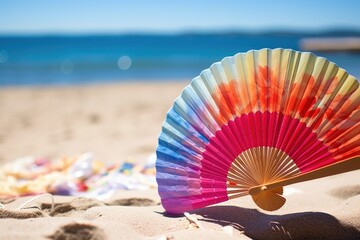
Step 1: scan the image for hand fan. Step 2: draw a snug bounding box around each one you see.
[156,48,360,214]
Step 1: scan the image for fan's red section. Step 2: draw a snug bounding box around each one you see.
[161,112,343,214]
[213,65,359,139]
[200,111,336,185]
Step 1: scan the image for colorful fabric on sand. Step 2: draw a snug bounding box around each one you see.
[0,153,156,200]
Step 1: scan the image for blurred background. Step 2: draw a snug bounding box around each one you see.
[0,0,360,86]
[0,0,360,164]
[0,0,360,199]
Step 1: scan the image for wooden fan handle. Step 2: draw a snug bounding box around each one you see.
[249,157,360,196]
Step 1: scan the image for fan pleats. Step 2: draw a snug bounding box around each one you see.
[156,49,360,214]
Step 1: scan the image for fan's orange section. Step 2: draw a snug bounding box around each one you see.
[211,65,360,163]
[213,79,241,118]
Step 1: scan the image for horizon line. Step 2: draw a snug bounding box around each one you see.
[1,26,360,37]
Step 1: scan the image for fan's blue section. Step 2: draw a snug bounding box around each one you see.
[166,108,210,144]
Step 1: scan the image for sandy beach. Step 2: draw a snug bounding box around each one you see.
[0,82,359,239]
[0,81,187,164]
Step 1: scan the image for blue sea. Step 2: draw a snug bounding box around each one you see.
[0,33,360,86]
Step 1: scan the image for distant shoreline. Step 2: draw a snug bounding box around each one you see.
[300,37,360,52]
[1,28,360,38]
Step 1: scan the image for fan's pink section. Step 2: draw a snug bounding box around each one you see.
[201,111,335,180]
[161,191,229,215]
[161,111,336,214]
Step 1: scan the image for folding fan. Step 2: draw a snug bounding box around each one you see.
[156,48,360,214]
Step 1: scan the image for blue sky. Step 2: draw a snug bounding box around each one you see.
[0,0,360,34]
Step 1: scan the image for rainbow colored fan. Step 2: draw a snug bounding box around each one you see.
[156,48,360,214]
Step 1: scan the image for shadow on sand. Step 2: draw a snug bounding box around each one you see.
[162,206,360,240]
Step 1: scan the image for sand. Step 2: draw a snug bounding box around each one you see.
[0,82,359,239]
[0,81,187,164]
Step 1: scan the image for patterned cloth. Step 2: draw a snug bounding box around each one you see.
[0,152,156,200]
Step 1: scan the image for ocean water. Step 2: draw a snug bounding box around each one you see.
[0,34,359,86]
